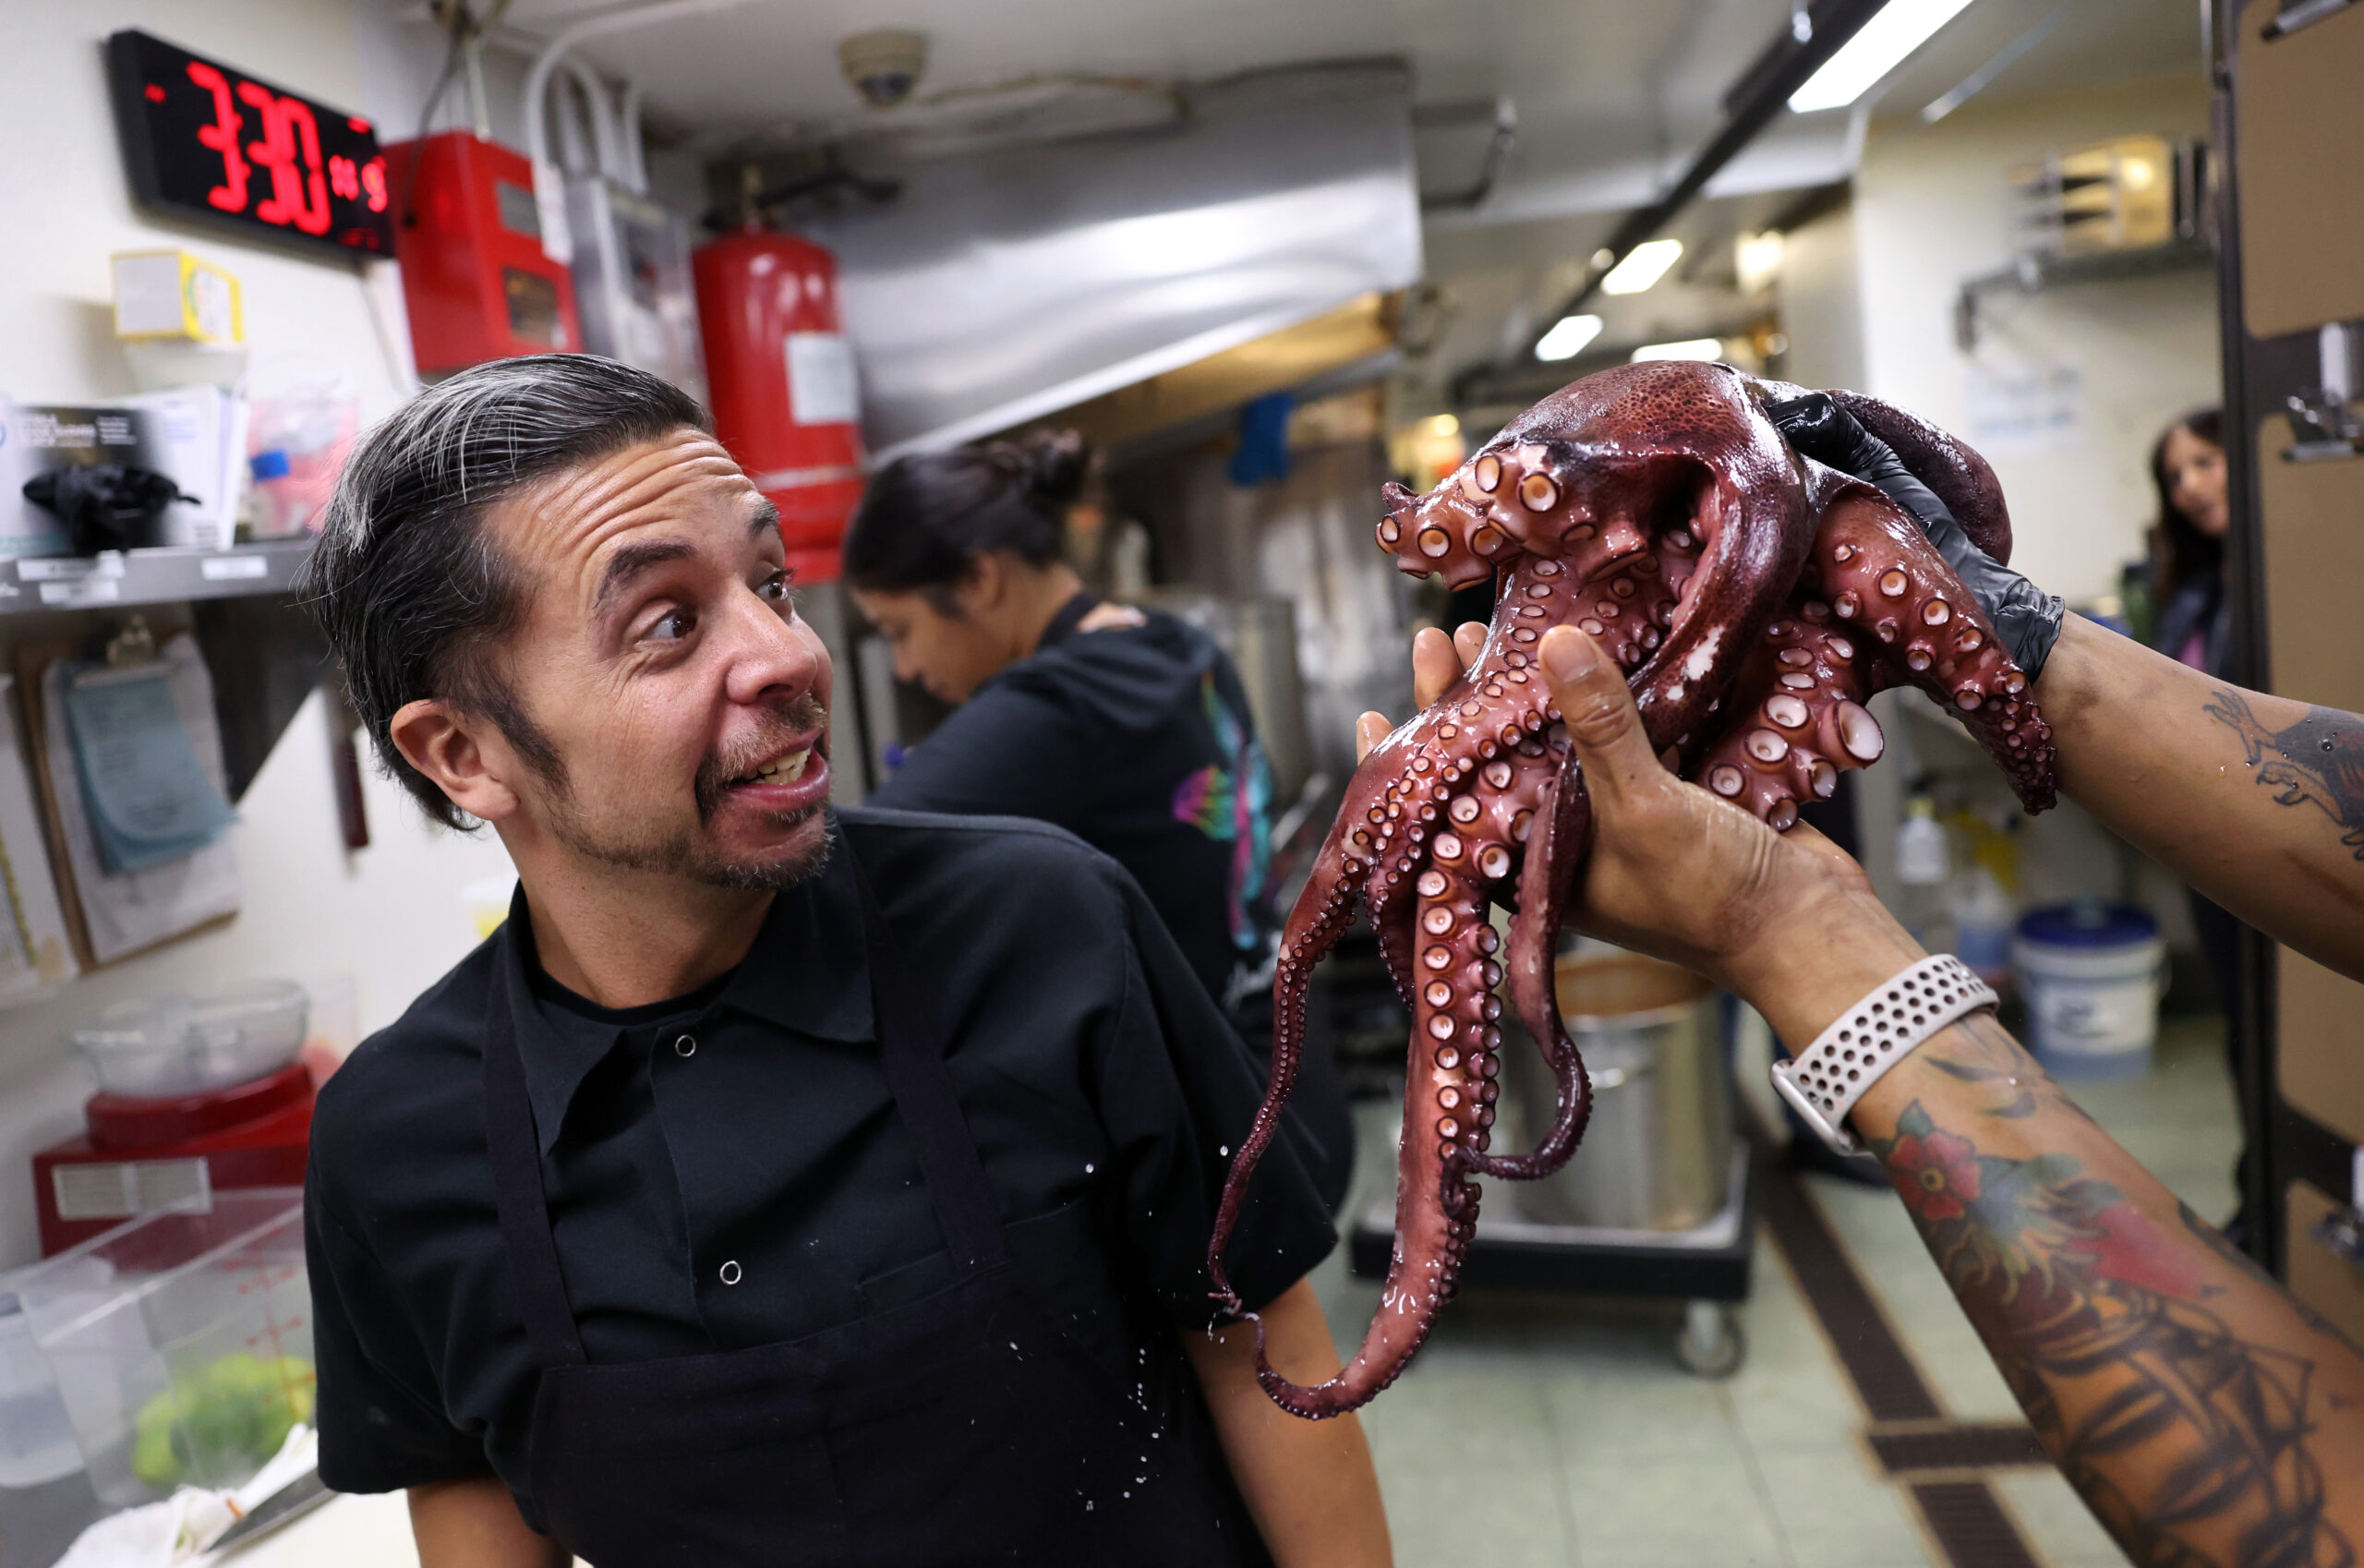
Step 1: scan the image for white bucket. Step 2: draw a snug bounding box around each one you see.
[2011,901,2165,1080]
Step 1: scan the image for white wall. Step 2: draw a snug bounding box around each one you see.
[1777,203,1866,393]
[1845,71,2219,603]
[0,1,519,1267]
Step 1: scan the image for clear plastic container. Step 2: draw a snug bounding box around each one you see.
[0,1290,99,1567]
[12,1191,311,1507]
[69,981,308,1099]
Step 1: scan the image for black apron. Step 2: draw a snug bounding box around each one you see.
[481,847,1270,1567]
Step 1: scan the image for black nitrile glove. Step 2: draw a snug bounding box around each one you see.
[1765,392,2066,681]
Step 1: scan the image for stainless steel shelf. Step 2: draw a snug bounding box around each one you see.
[0,540,313,617]
[1954,238,2215,350]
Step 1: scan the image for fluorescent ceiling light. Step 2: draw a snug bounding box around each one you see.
[1599,239,1683,296]
[1789,0,1978,114]
[1735,230,1785,295]
[1631,338,1724,363]
[1535,313,1605,362]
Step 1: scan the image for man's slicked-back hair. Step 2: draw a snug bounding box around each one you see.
[297,354,711,828]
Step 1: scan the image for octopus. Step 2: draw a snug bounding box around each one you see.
[1208,360,2059,1417]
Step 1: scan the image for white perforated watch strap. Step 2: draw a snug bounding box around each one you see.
[1769,955,1999,1155]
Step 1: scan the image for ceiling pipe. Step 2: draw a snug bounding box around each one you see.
[617,78,649,193]
[1416,96,1518,213]
[551,54,625,179]
[1519,0,1894,356]
[523,0,768,174]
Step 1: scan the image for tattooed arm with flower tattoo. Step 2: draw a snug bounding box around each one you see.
[2030,615,2364,983]
[1366,623,2364,1566]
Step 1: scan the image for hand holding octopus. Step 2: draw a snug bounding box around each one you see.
[1209,361,2059,1418]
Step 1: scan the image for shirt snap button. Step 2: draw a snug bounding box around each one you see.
[718,1260,742,1285]
[673,1034,696,1058]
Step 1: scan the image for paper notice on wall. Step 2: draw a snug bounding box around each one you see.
[786,332,861,426]
[1962,359,2086,454]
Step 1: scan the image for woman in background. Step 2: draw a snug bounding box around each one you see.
[845,432,1355,1214]
[2151,408,2233,681]
[2146,406,2254,1239]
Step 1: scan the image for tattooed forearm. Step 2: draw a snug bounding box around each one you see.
[1917,1015,2092,1126]
[2180,1200,2364,1361]
[1872,1099,2357,1568]
[2204,688,2364,860]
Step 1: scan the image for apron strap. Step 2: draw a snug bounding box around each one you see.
[848,846,1011,1275]
[481,984,590,1368]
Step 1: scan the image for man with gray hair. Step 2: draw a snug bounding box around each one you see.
[296,356,1390,1567]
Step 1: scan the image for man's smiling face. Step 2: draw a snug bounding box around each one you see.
[487,429,835,889]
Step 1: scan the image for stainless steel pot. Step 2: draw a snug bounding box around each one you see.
[1502,952,1731,1232]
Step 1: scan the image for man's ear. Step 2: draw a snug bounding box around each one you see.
[389,698,522,823]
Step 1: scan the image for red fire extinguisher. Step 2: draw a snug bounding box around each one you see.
[692,224,866,583]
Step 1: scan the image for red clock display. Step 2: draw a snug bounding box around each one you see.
[107,30,394,258]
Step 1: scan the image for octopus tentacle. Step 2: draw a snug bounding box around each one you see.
[1468,764,1593,1179]
[1808,482,2056,811]
[1207,823,1364,1318]
[1248,869,1495,1417]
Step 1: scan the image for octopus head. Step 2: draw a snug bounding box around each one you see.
[1379,366,1801,604]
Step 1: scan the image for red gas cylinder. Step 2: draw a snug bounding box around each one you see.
[693,225,866,583]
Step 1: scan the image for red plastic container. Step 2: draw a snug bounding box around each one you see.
[31,1060,322,1257]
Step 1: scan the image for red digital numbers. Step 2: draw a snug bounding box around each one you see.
[179,60,360,236]
[185,61,248,213]
[238,80,330,235]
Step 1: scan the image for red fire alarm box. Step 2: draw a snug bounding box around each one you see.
[384,130,580,378]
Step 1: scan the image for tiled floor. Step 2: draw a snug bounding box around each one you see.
[1309,1012,2242,1568]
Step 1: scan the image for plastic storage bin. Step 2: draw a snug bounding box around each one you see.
[0,1289,99,1567]
[2013,900,2166,1080]
[12,1190,311,1508]
[69,982,308,1099]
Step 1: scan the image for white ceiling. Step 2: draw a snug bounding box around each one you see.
[438,0,2207,406]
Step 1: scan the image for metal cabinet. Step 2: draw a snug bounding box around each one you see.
[2216,0,2364,1336]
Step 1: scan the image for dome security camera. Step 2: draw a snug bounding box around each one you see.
[838,30,928,109]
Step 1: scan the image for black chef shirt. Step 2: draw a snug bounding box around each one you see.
[867,603,1278,1010]
[304,808,1333,1503]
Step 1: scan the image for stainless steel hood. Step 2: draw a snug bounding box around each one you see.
[793,63,1423,460]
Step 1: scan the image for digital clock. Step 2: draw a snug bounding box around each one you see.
[105,30,395,259]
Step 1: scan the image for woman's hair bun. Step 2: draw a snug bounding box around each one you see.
[1017,428,1089,509]
[844,428,1090,591]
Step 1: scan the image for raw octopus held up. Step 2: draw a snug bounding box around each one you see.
[1208,360,2058,1418]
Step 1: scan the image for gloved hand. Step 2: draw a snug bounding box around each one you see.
[1766,392,2066,681]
